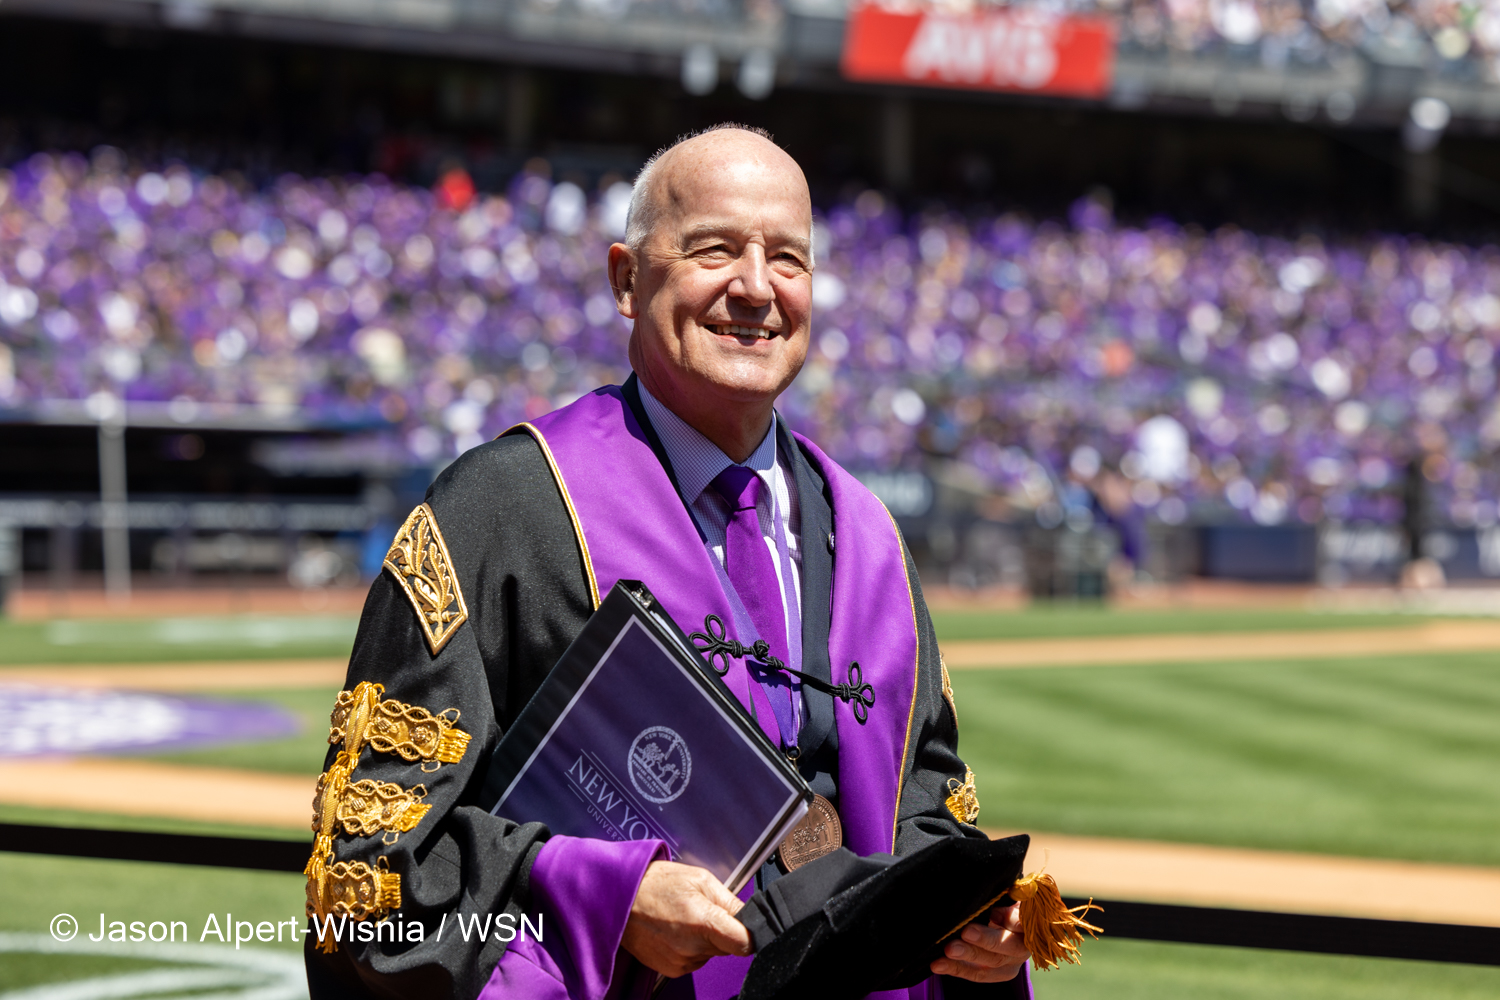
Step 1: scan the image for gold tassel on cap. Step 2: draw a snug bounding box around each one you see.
[1008,871,1102,970]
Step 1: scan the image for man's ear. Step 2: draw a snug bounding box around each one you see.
[608,243,639,319]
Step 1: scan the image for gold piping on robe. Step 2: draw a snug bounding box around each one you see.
[940,654,958,728]
[507,422,601,609]
[384,503,469,654]
[945,767,981,825]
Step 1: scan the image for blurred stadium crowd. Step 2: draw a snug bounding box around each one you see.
[828,0,1500,79]
[481,0,1500,84]
[0,147,1495,534]
[1097,0,1500,73]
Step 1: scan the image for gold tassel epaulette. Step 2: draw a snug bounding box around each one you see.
[1009,872,1103,970]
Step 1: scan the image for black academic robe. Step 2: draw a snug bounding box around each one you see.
[305,381,991,1000]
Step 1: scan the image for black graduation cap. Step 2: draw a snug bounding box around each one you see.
[734,834,1060,1000]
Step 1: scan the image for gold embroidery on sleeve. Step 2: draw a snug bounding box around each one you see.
[306,680,467,950]
[328,682,471,771]
[945,767,981,825]
[307,745,377,951]
[384,503,469,655]
[307,856,403,945]
[366,701,470,769]
[335,779,431,842]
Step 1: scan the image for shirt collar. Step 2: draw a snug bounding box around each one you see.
[636,378,779,504]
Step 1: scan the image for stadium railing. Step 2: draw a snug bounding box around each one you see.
[3,822,1496,967]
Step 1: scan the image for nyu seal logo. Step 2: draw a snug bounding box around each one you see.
[627,726,691,805]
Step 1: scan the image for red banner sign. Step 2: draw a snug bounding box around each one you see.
[841,4,1116,99]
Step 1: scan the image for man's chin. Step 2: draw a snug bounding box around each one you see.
[690,364,799,406]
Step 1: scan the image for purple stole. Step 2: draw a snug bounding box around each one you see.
[513,385,938,1000]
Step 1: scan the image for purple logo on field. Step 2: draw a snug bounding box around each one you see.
[627,726,691,805]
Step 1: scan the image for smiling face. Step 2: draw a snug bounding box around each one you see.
[610,130,813,454]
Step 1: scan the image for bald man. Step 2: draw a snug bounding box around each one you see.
[304,124,1032,1000]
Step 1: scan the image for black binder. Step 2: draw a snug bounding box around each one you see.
[480,580,812,892]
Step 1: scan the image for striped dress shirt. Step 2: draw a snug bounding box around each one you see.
[635,380,803,650]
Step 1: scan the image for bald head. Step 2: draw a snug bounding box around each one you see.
[625,125,814,267]
[606,122,815,463]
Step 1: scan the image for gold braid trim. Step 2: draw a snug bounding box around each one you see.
[336,779,431,841]
[945,767,981,825]
[328,682,384,757]
[307,858,404,954]
[940,654,958,728]
[328,682,471,769]
[368,699,470,769]
[307,679,465,948]
[384,503,469,655]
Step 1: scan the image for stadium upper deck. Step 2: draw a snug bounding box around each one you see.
[7,0,1500,127]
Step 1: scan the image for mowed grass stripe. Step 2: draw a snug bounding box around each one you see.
[0,853,306,952]
[0,606,1431,665]
[952,651,1500,867]
[929,607,1435,642]
[1038,939,1500,1000]
[938,620,1500,669]
[0,616,357,665]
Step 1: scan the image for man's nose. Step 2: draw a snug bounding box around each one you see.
[726,245,774,307]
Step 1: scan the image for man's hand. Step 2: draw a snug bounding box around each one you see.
[621,861,752,978]
[929,903,1030,983]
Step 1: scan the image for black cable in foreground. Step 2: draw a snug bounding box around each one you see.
[1070,897,1500,967]
[2,823,1495,967]
[0,822,308,873]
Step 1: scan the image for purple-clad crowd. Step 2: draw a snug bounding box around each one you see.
[1,148,1496,529]
[887,0,1500,81]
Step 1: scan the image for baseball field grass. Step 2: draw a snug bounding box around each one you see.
[927,605,1425,640]
[0,853,306,992]
[136,686,338,776]
[4,602,1499,998]
[951,649,1500,867]
[1039,938,1500,999]
[0,615,357,665]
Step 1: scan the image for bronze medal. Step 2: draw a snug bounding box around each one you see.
[777,793,843,871]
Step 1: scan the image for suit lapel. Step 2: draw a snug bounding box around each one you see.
[784,425,836,762]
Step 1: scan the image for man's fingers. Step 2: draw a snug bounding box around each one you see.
[701,905,753,957]
[991,903,1024,933]
[959,922,1005,953]
[623,862,755,976]
[701,876,746,917]
[945,925,1028,968]
[930,955,1024,983]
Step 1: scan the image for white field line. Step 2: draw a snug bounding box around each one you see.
[0,933,306,1000]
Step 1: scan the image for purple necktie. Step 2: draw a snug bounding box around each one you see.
[711,465,796,748]
[711,466,788,663]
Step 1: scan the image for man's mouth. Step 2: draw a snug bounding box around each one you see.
[709,323,779,341]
